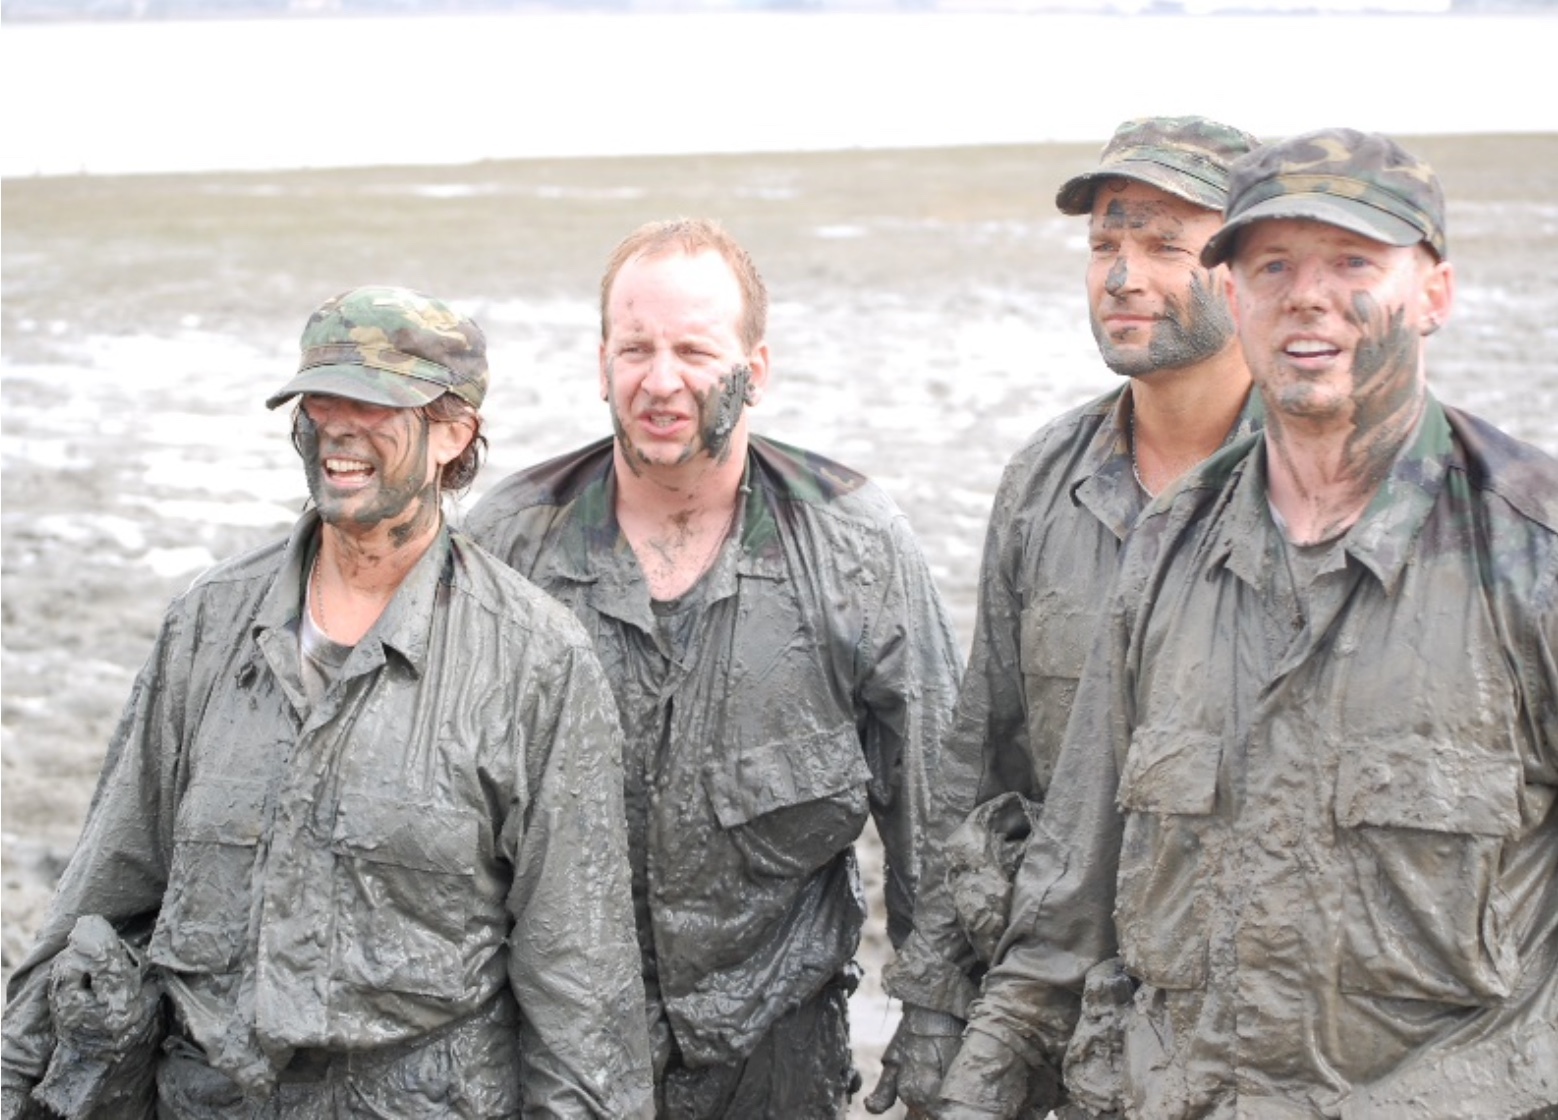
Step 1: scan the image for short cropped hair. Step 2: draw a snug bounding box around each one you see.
[599,217,769,352]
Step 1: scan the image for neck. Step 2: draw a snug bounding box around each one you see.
[613,430,750,524]
[310,513,441,645]
[1263,390,1426,546]
[613,435,749,602]
[1128,348,1252,495]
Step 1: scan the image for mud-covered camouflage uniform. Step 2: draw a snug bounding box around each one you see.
[1,288,653,1119]
[884,119,1260,1115]
[466,433,964,1117]
[942,132,1558,1118]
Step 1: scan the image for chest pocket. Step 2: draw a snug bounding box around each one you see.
[1334,734,1522,1006]
[1019,601,1098,791]
[150,777,270,973]
[703,724,871,880]
[330,792,479,999]
[1114,725,1223,990]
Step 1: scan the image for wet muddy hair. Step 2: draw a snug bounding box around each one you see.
[289,393,487,496]
[600,217,769,351]
[424,392,486,495]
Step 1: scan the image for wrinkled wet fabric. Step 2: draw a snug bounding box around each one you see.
[953,398,1558,1118]
[2,512,653,1118]
[886,387,1261,1020]
[658,976,854,1119]
[465,435,964,1086]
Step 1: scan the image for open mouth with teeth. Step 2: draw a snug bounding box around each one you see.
[323,456,375,484]
[644,412,687,432]
[1285,339,1342,360]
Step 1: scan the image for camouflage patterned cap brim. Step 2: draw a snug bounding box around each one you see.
[1200,190,1429,268]
[264,354,454,411]
[1055,116,1261,217]
[1201,185,1431,268]
[1056,152,1230,215]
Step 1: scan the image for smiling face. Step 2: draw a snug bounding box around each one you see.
[599,249,769,475]
[1228,218,1453,431]
[1086,179,1237,379]
[296,394,468,546]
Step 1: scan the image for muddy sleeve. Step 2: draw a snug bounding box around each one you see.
[940,569,1138,1107]
[1,608,185,1093]
[857,513,970,997]
[886,474,1031,1018]
[501,640,653,1119]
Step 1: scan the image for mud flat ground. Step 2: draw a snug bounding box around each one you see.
[5,137,1557,1114]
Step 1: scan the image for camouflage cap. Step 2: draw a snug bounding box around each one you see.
[265,285,488,411]
[1055,115,1261,216]
[1200,128,1447,267]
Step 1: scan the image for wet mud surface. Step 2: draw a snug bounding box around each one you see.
[5,137,1556,1115]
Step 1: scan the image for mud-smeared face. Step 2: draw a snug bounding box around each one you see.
[1228,218,1449,433]
[295,395,442,546]
[600,250,767,474]
[1086,179,1236,378]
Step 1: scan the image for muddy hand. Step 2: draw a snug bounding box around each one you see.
[48,915,147,1043]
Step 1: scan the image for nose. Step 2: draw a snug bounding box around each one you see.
[1282,259,1331,313]
[639,347,683,397]
[1103,253,1139,298]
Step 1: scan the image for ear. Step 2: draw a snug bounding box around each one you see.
[743,341,772,407]
[599,342,610,401]
[1225,266,1245,333]
[429,414,475,469]
[1420,257,1455,336]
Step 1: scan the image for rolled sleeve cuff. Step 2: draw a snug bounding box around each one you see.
[883,930,981,1019]
[938,1025,1047,1116]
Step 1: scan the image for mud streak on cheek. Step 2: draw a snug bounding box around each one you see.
[297,411,325,498]
[1148,271,1236,369]
[1348,294,1419,427]
[1341,293,1421,490]
[701,364,751,465]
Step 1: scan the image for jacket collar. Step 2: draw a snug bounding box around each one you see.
[1215,394,1449,597]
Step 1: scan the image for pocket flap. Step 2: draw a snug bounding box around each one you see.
[173,779,269,845]
[1335,736,1521,837]
[333,793,478,874]
[1118,726,1221,816]
[704,724,870,829]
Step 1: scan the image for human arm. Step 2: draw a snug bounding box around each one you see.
[28,915,163,1119]
[852,512,972,1113]
[501,638,653,1119]
[936,576,1139,1118]
[1,610,185,1112]
[883,479,1037,1020]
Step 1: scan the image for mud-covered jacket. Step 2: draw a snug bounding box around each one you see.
[465,435,964,1067]
[1,512,653,1118]
[887,386,1260,1019]
[953,398,1558,1117]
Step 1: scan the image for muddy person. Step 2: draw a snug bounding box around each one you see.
[870,116,1263,1118]
[465,218,965,1119]
[936,129,1558,1118]
[1,286,653,1118]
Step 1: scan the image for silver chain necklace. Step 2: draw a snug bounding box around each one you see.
[310,555,331,637]
[1130,410,1155,497]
